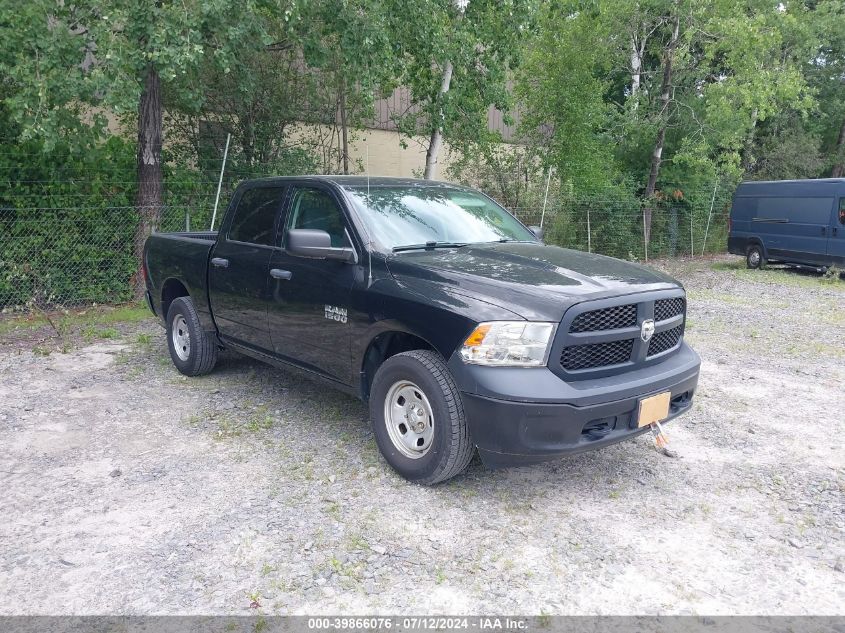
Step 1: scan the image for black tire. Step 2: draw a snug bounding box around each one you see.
[165,296,218,376]
[746,244,766,269]
[369,350,473,485]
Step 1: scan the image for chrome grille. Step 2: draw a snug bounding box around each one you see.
[654,297,685,321]
[560,339,634,371]
[569,303,638,332]
[569,303,637,332]
[647,325,683,357]
[555,290,686,378]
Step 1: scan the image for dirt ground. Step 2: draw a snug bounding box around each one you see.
[1,255,843,616]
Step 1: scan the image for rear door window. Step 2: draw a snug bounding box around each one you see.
[228,187,285,245]
[839,198,845,225]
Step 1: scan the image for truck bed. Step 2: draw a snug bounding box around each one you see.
[144,231,219,327]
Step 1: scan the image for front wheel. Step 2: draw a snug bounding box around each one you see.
[166,296,218,376]
[369,350,474,485]
[746,244,766,269]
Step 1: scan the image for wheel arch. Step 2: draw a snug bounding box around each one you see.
[746,237,766,256]
[359,329,438,402]
[161,278,190,320]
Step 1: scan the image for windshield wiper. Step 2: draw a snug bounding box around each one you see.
[392,241,469,253]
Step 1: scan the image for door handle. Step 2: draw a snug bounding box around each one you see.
[834,227,839,236]
[270,268,292,280]
[821,227,827,236]
[211,257,229,268]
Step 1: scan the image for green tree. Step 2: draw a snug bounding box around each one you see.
[696,0,814,177]
[298,0,398,174]
[387,0,532,179]
[0,0,107,145]
[808,0,845,177]
[516,1,616,191]
[1,0,277,295]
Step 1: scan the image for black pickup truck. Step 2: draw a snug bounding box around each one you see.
[143,176,700,484]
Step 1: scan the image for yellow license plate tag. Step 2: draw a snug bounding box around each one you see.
[637,391,671,428]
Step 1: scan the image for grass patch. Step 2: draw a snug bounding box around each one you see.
[820,310,845,326]
[82,325,121,341]
[710,259,744,272]
[0,313,47,336]
[0,302,153,338]
[710,260,845,291]
[821,265,844,284]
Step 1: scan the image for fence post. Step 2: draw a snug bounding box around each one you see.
[642,208,648,262]
[539,168,552,230]
[690,212,694,257]
[586,207,592,253]
[210,133,231,231]
[701,180,718,255]
[669,206,678,256]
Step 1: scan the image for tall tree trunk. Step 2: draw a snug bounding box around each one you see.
[741,107,759,174]
[423,60,453,180]
[339,78,349,175]
[831,116,845,178]
[630,34,645,107]
[630,38,641,97]
[132,64,163,299]
[643,9,680,245]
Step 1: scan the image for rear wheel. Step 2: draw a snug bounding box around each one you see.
[166,296,218,376]
[746,244,766,269]
[370,350,473,485]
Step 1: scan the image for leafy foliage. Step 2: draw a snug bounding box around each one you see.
[0,128,137,307]
[2,0,845,307]
[387,0,532,162]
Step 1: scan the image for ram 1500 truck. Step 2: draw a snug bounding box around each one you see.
[144,176,700,484]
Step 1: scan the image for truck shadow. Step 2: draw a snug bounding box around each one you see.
[204,349,662,495]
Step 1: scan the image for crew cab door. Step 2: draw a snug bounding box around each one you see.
[828,197,845,264]
[267,185,356,383]
[208,184,288,352]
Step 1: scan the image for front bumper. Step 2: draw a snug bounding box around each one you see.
[448,342,700,468]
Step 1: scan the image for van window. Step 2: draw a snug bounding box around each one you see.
[732,197,757,219]
[755,197,833,224]
[228,187,284,245]
[839,198,845,225]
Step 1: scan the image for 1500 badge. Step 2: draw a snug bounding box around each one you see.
[324,305,347,323]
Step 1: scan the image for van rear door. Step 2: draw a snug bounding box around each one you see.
[828,196,845,265]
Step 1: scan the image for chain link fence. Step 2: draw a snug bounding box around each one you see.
[0,184,732,311]
[512,186,733,262]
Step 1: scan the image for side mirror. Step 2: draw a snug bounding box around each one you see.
[529,225,544,242]
[287,229,356,263]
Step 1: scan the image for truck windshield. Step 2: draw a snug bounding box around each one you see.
[345,186,536,250]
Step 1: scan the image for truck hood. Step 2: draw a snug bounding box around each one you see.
[385,242,681,322]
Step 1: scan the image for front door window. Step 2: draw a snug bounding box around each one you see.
[286,188,350,248]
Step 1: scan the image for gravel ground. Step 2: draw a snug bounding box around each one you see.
[1,255,843,616]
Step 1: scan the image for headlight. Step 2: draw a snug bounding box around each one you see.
[459,321,557,367]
